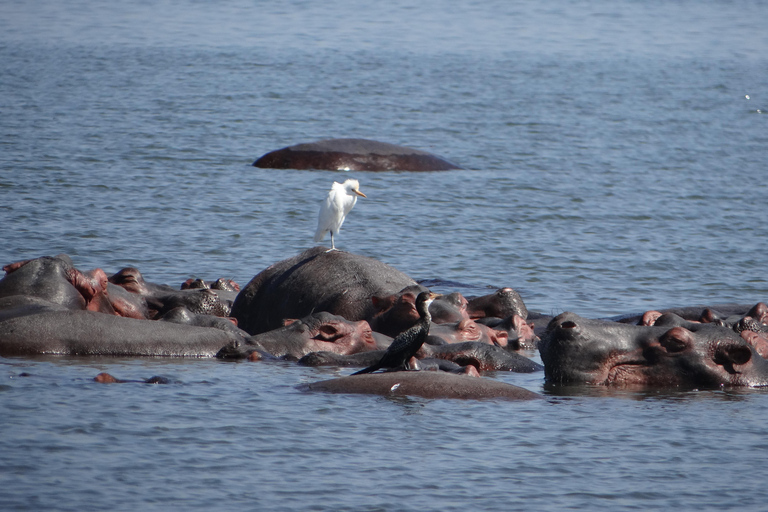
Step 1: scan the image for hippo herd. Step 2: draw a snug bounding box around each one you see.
[2,247,767,400]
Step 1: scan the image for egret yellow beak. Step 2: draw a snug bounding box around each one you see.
[354,190,367,198]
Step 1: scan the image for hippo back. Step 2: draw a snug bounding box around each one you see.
[231,247,419,335]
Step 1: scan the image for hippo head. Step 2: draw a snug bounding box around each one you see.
[293,312,378,355]
[466,287,528,320]
[217,312,378,360]
[109,267,149,295]
[539,312,768,388]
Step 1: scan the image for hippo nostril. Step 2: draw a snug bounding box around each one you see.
[561,321,577,329]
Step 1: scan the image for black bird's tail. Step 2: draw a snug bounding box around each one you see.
[351,363,380,375]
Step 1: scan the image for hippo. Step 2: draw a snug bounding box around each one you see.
[216,312,378,360]
[475,314,539,350]
[369,287,428,337]
[1,255,101,311]
[158,306,247,336]
[428,292,470,323]
[109,267,238,319]
[253,138,461,172]
[0,296,245,357]
[298,371,541,401]
[637,304,768,360]
[231,247,421,335]
[94,373,171,384]
[297,341,543,373]
[428,319,509,348]
[539,312,768,387]
[420,342,542,372]
[466,287,529,320]
[609,304,759,326]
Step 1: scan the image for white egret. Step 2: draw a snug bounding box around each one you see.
[313,179,366,250]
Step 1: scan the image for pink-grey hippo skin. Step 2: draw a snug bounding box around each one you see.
[0,255,109,312]
[109,267,238,319]
[230,247,423,335]
[369,289,469,337]
[216,312,379,361]
[297,341,543,373]
[298,371,541,401]
[428,319,509,348]
[428,292,470,323]
[461,287,540,349]
[635,305,768,361]
[475,315,539,350]
[539,312,768,388]
[0,255,247,357]
[466,287,529,321]
[252,138,462,172]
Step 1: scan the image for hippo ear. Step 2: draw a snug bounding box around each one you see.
[313,324,340,341]
[659,327,693,353]
[714,342,752,367]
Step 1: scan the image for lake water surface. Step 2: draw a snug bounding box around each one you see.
[2,1,768,510]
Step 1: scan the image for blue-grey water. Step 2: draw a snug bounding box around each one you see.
[2,1,768,510]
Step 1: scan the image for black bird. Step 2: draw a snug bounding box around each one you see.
[352,291,440,375]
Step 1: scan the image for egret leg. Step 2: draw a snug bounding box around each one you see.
[325,232,337,252]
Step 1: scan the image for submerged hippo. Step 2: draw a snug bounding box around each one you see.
[539,312,768,387]
[253,138,461,171]
[298,371,541,400]
[297,341,542,373]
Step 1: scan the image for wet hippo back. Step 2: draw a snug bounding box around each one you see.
[231,247,419,335]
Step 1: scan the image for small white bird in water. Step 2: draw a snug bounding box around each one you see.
[314,179,366,251]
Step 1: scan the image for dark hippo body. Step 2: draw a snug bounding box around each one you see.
[0,298,244,357]
[298,371,541,400]
[540,312,768,387]
[231,247,421,335]
[420,342,543,372]
[216,312,378,360]
[1,255,99,311]
[253,138,461,172]
[297,341,542,373]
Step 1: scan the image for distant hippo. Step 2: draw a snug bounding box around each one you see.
[298,371,541,401]
[216,312,378,360]
[539,312,768,387]
[253,138,462,172]
[231,247,421,335]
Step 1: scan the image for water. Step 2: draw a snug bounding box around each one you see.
[2,0,768,510]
